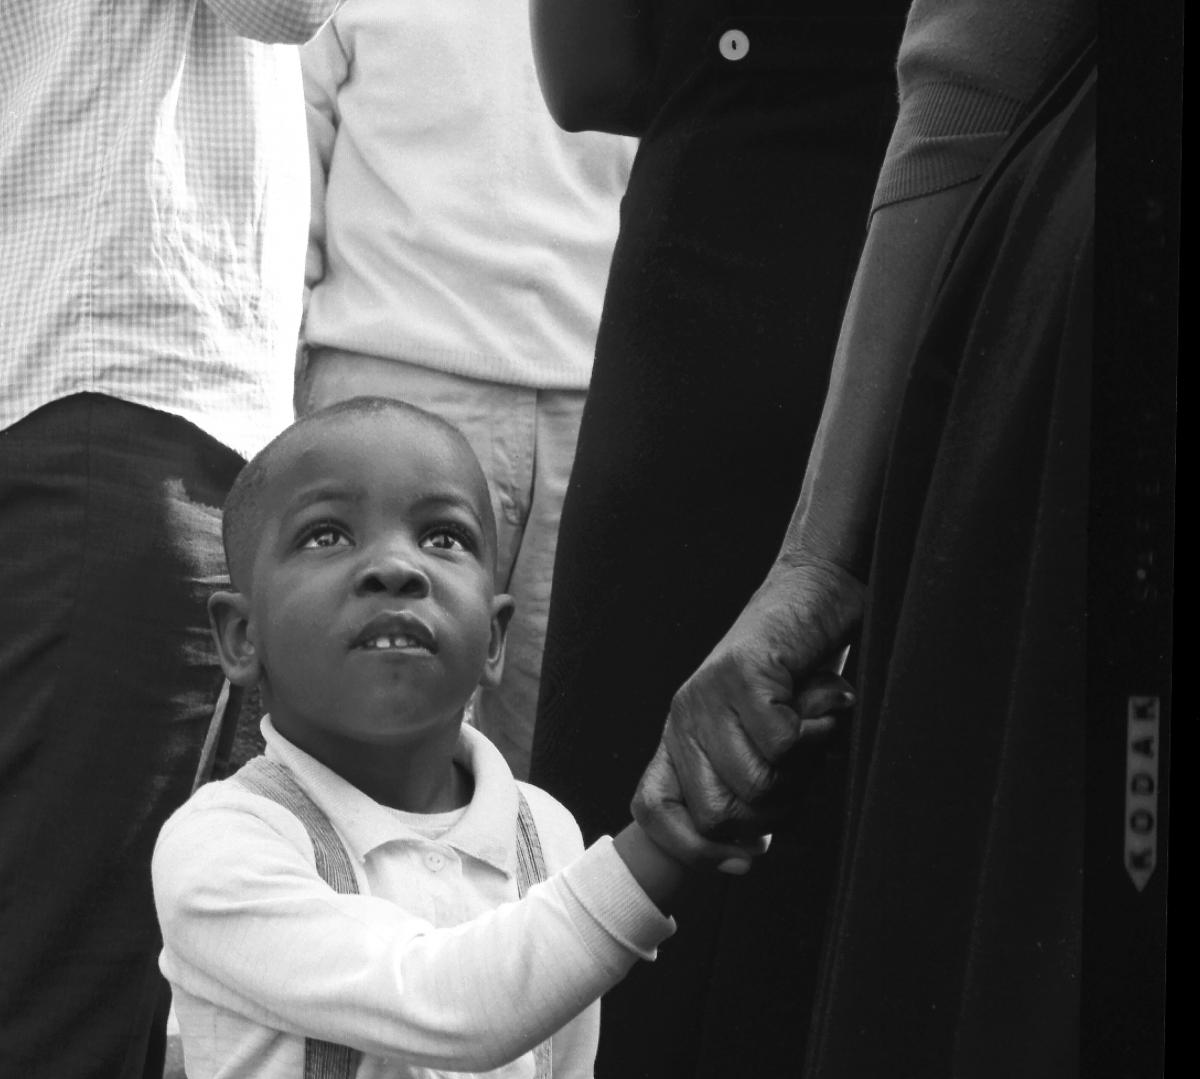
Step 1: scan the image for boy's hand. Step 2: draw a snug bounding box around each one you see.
[631,559,864,870]
[628,744,775,877]
[611,819,769,912]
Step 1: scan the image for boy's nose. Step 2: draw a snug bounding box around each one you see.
[355,546,431,597]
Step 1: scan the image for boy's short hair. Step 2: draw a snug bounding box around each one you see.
[222,397,497,591]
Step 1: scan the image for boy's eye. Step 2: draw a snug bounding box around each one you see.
[300,525,350,549]
[421,527,471,553]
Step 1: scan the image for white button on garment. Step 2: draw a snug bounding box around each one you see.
[718,29,750,62]
[424,851,446,873]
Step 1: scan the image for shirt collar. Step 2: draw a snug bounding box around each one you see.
[261,717,519,876]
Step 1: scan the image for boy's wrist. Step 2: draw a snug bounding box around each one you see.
[611,822,690,912]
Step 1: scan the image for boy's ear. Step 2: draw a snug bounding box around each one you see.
[208,590,261,687]
[479,593,515,689]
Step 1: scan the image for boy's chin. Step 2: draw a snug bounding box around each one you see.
[273,700,471,750]
[343,702,471,744]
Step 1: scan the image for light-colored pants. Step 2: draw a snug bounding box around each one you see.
[301,348,585,779]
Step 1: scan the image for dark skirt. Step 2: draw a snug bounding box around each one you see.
[806,45,1096,1079]
[530,4,907,1076]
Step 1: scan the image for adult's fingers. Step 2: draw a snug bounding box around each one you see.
[734,664,856,760]
[632,742,771,869]
[663,668,859,836]
[793,670,856,721]
[678,647,847,778]
[665,655,794,807]
[659,716,782,840]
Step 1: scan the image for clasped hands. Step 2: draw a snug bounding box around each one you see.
[632,558,865,875]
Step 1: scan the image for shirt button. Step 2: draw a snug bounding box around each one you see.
[424,851,446,873]
[718,29,750,62]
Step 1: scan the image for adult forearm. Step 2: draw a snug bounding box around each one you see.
[634,188,983,864]
[779,183,978,580]
[530,0,654,134]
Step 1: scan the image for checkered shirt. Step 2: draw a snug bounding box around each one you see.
[1,1,341,458]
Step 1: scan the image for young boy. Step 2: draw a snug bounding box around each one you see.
[151,397,769,1078]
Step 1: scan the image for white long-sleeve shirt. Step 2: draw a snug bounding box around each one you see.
[301,0,636,390]
[153,719,674,1078]
[0,1,342,457]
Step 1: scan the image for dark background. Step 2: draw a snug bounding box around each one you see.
[1086,0,1177,1074]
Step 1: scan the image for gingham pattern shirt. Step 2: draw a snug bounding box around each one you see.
[1,1,341,458]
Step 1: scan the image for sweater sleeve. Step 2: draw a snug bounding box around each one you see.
[301,19,350,299]
[872,0,1095,211]
[153,792,675,1073]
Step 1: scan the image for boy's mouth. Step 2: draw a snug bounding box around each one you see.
[358,634,431,653]
[352,611,437,653]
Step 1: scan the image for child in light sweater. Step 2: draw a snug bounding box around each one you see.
[153,398,817,1078]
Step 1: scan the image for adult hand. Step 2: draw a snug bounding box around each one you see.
[631,557,865,870]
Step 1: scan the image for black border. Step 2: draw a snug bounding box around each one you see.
[1085,1,1178,1073]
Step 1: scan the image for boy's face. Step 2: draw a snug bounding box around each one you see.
[227,412,510,751]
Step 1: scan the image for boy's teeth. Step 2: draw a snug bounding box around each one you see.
[365,634,421,650]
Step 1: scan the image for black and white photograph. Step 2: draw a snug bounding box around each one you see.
[0,1,1173,1077]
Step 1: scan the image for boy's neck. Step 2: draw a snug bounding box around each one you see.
[276,716,473,813]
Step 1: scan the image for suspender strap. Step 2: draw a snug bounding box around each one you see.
[232,758,363,1079]
[514,792,547,898]
[514,792,553,1079]
[191,678,244,793]
[231,758,553,1079]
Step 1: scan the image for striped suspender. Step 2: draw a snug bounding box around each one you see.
[232,758,362,1079]
[514,794,553,1079]
[232,757,553,1079]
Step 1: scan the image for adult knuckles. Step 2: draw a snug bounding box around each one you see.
[688,794,742,837]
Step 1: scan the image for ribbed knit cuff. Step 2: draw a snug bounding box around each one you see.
[872,80,1025,212]
[559,836,677,966]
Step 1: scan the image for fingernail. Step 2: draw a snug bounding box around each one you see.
[837,689,857,706]
[717,856,752,875]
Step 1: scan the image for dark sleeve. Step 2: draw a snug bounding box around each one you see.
[872,0,1096,211]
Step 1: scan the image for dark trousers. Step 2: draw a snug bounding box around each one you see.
[529,6,907,1075]
[0,394,242,1078]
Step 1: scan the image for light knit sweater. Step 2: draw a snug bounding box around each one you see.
[873,0,1096,211]
[301,0,636,391]
[154,720,675,1078]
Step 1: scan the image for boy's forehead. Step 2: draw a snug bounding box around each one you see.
[267,411,488,512]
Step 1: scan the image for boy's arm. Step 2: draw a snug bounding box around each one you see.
[611,822,694,909]
[530,0,655,135]
[154,794,675,1073]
